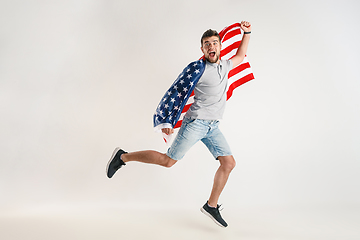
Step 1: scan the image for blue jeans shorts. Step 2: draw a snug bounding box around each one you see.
[166,117,232,160]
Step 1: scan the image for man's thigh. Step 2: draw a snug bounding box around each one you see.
[166,118,208,160]
[201,126,232,159]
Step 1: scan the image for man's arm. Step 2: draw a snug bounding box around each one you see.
[231,21,252,69]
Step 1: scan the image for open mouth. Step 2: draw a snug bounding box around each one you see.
[209,51,216,58]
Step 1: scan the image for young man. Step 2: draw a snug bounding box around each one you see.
[107,21,252,228]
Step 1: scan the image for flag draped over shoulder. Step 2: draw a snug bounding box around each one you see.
[153,22,254,132]
[153,59,206,132]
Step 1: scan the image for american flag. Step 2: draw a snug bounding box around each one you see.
[153,59,206,132]
[153,22,254,135]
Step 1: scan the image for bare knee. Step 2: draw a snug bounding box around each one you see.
[218,155,236,172]
[162,154,177,168]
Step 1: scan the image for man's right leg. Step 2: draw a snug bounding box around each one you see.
[107,117,204,178]
[106,148,177,178]
[122,150,177,168]
[120,118,204,171]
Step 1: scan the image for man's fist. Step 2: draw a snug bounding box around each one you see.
[240,21,252,32]
[162,128,174,135]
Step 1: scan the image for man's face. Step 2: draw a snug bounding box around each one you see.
[201,36,221,64]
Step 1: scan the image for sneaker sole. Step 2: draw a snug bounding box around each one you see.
[200,207,226,228]
[106,147,121,177]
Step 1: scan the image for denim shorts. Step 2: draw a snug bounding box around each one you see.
[166,117,232,160]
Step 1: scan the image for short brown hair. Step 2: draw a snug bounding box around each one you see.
[201,29,220,46]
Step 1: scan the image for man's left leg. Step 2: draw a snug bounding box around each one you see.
[199,120,235,227]
[208,155,236,207]
[200,155,236,227]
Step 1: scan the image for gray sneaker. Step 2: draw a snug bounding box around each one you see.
[106,148,127,178]
[200,202,228,227]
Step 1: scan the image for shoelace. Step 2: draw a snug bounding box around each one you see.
[217,204,224,211]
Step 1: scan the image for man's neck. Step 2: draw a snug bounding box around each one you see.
[206,59,221,65]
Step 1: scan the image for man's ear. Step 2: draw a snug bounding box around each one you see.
[200,46,205,54]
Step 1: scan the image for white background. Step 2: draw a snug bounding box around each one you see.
[1,0,359,239]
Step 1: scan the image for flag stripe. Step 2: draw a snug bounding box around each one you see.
[229,65,253,86]
[227,73,255,100]
[182,101,192,112]
[222,28,241,42]
[228,61,251,78]
[174,119,183,128]
[220,41,241,58]
[218,23,240,38]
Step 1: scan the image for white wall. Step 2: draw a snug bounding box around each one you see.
[1,0,359,214]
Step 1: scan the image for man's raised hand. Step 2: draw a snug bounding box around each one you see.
[240,21,252,32]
